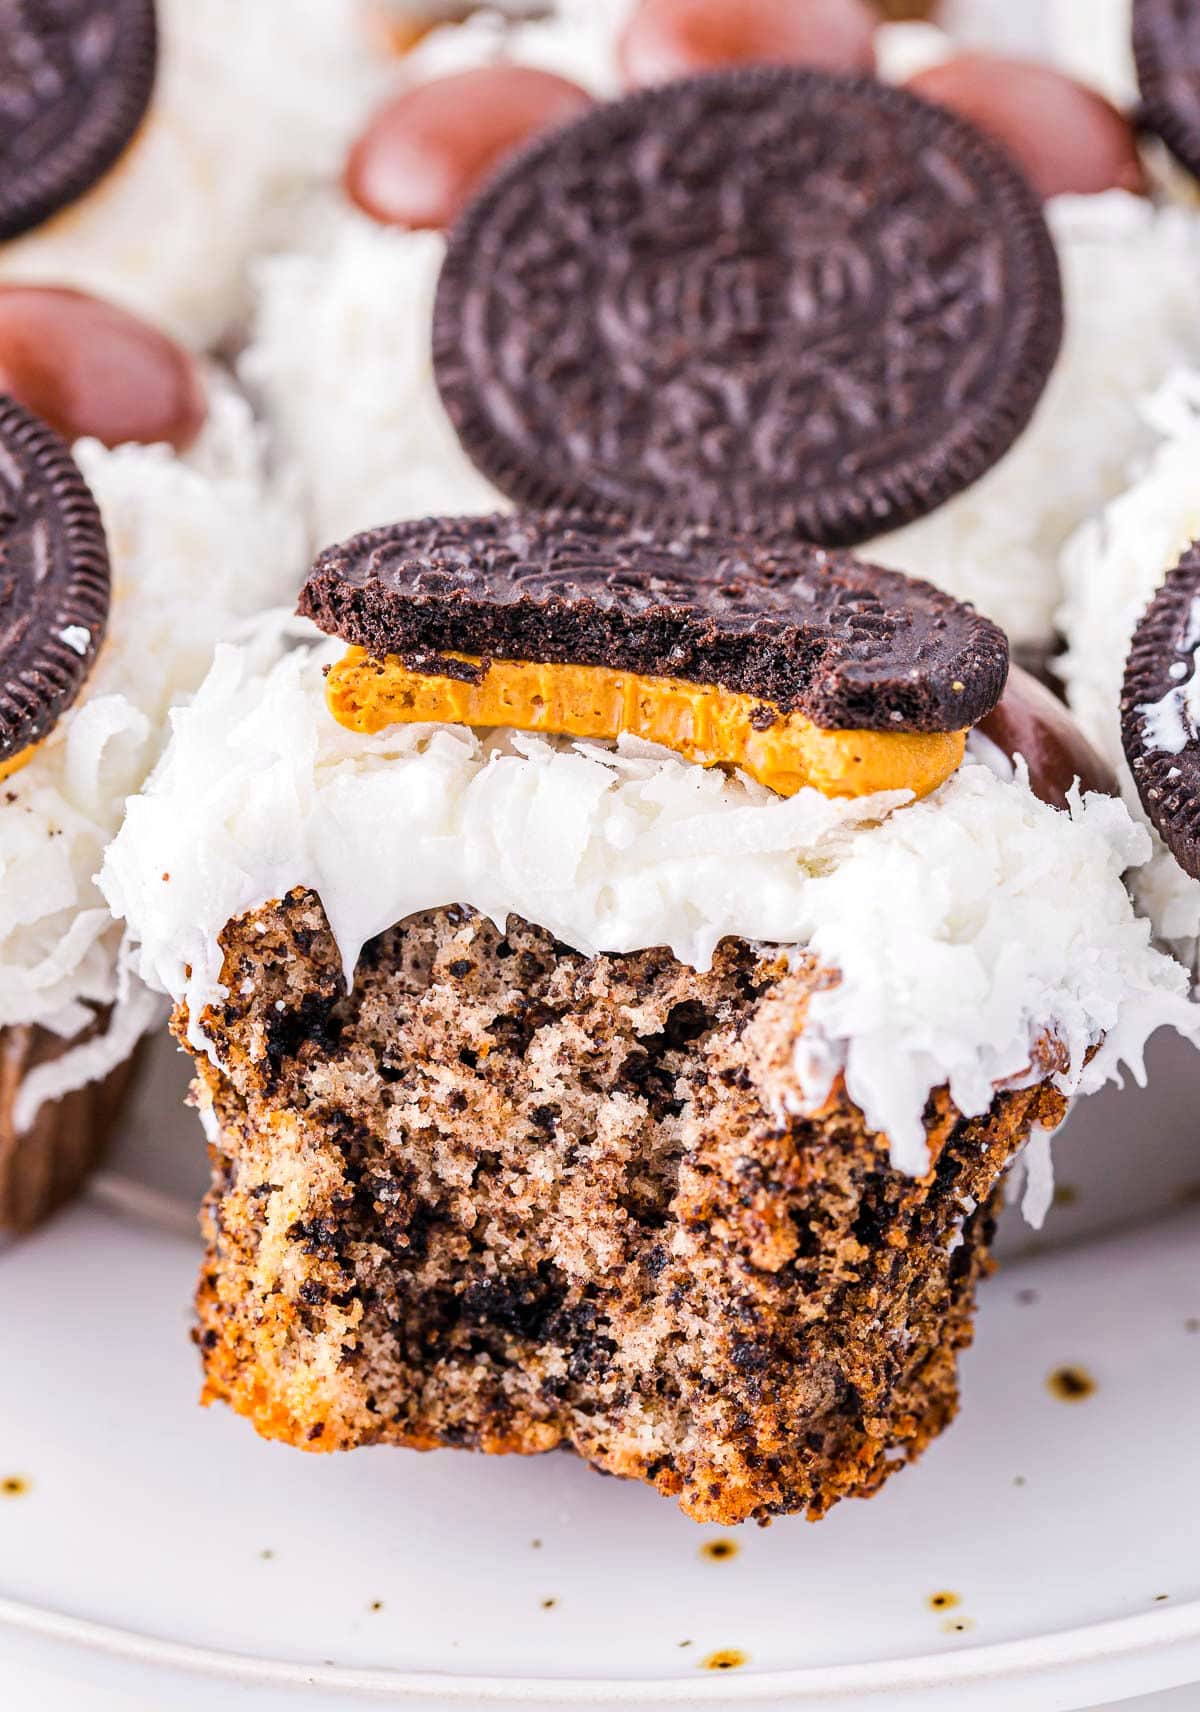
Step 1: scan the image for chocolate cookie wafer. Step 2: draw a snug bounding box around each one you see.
[1121,543,1200,879]
[0,0,158,243]
[300,512,1007,800]
[0,395,111,776]
[1134,0,1200,182]
[433,68,1063,547]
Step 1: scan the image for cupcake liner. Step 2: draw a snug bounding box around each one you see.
[0,1021,142,1235]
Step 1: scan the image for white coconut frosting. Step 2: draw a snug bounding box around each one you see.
[101,620,1194,1177]
[0,0,391,347]
[241,0,631,554]
[0,384,305,1129]
[1057,368,1200,968]
[870,193,1200,648]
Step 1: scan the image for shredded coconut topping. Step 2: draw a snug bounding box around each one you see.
[101,622,1194,1177]
[241,0,632,555]
[241,209,503,549]
[0,383,304,1124]
[1058,368,1200,969]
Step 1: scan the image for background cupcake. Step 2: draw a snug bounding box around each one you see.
[0,0,394,348]
[0,290,303,1232]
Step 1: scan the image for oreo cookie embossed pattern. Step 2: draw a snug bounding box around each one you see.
[0,0,158,241]
[434,68,1063,546]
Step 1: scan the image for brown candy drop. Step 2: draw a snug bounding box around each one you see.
[618,0,877,86]
[907,55,1146,200]
[0,286,206,452]
[979,665,1116,810]
[345,64,594,230]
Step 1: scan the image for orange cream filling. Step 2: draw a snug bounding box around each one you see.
[325,649,967,800]
[0,743,36,786]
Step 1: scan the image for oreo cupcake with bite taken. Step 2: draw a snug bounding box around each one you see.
[0,288,302,1233]
[103,513,1191,1524]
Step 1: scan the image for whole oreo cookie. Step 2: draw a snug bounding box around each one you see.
[0,0,158,243]
[1133,0,1200,180]
[299,512,1008,732]
[1121,544,1200,879]
[0,395,111,766]
[433,68,1063,546]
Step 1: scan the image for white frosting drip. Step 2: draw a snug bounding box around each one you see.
[1139,642,1200,757]
[100,622,1195,1178]
[1057,368,1200,970]
[870,193,1200,647]
[1014,1124,1058,1232]
[0,381,304,1128]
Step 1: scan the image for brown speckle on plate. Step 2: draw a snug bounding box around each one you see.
[701,1648,748,1671]
[1048,1365,1096,1402]
[541,1597,557,1610]
[370,1600,383,1613]
[1,1476,29,1497]
[701,1538,739,1563]
[1016,1288,1039,1306]
[941,1617,974,1635]
[927,1590,960,1611]
[1052,1183,1079,1207]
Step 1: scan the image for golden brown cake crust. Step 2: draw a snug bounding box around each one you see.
[184,890,1066,1525]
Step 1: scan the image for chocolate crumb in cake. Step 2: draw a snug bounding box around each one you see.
[185,890,1065,1525]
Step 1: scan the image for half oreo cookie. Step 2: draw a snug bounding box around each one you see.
[1133,0,1200,182]
[299,511,1008,732]
[433,67,1063,547]
[0,0,158,243]
[0,395,111,767]
[1121,543,1200,880]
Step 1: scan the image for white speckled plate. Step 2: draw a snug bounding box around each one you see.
[0,1033,1198,1711]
